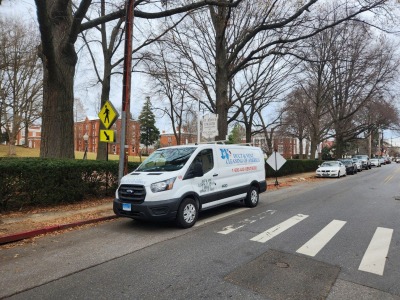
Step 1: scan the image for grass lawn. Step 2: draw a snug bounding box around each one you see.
[0,145,143,162]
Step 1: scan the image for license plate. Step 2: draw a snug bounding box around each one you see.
[122,203,131,211]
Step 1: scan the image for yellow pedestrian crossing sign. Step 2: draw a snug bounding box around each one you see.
[99,130,115,143]
[98,100,119,129]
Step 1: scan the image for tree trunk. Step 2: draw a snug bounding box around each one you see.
[24,121,29,147]
[245,123,252,143]
[38,1,76,159]
[210,6,229,141]
[310,138,318,160]
[299,138,304,159]
[40,56,75,159]
[215,49,229,141]
[335,134,344,159]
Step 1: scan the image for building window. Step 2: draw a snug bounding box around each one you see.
[278,145,284,154]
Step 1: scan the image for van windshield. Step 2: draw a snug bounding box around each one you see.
[136,147,196,172]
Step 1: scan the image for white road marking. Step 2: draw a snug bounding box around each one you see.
[218,224,245,234]
[358,227,393,276]
[296,220,346,257]
[250,214,309,243]
[195,208,249,227]
[217,209,277,234]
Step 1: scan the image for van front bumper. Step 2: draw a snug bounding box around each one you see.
[113,198,181,221]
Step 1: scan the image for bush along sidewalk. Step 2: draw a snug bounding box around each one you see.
[0,157,321,213]
[0,158,140,212]
[265,159,322,177]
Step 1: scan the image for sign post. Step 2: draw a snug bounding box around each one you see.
[98,100,119,130]
[266,151,287,186]
[98,100,119,161]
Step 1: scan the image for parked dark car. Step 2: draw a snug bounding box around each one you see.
[339,159,357,175]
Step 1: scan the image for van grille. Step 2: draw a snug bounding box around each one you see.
[118,184,146,203]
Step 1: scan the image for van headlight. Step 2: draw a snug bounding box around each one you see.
[150,177,176,193]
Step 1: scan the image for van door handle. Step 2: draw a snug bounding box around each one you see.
[213,174,218,177]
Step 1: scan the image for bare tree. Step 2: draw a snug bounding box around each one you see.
[0,19,42,155]
[232,54,297,143]
[33,0,243,159]
[142,45,198,145]
[282,88,311,159]
[150,0,387,143]
[326,20,397,156]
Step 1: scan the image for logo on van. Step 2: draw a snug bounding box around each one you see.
[220,148,231,160]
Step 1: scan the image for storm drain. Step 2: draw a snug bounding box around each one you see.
[225,249,340,300]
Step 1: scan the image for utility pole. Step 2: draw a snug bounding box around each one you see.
[118,0,135,184]
[378,127,381,157]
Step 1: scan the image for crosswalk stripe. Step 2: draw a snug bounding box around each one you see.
[250,214,309,243]
[358,227,393,276]
[296,220,347,257]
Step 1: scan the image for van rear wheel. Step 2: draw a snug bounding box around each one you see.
[245,186,259,208]
[176,198,198,228]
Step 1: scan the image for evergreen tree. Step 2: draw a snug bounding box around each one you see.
[228,123,245,144]
[139,97,160,154]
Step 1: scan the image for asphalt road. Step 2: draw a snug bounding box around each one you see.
[1,164,400,299]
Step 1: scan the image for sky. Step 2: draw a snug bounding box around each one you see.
[0,0,167,131]
[2,0,400,145]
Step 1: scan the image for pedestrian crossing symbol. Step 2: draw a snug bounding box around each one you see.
[99,130,115,143]
[98,100,119,129]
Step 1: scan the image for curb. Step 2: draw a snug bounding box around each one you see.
[0,215,118,245]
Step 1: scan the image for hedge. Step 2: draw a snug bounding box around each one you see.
[0,158,140,212]
[0,157,321,212]
[265,159,322,177]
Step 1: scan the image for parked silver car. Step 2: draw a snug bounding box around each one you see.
[352,155,371,170]
[351,158,363,172]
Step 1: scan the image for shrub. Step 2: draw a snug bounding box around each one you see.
[265,159,322,177]
[0,158,140,212]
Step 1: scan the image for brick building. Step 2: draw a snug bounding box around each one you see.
[159,131,197,147]
[251,134,298,159]
[15,124,42,149]
[74,116,140,156]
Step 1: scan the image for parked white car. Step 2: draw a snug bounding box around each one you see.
[316,161,347,178]
[370,158,381,167]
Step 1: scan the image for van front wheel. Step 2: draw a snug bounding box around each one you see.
[176,198,198,228]
[245,186,259,208]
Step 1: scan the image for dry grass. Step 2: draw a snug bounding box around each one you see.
[0,145,143,162]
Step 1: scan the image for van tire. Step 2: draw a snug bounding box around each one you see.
[245,186,259,208]
[176,198,198,228]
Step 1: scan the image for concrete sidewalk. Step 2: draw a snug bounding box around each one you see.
[0,200,116,245]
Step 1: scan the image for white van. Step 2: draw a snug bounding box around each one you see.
[113,143,267,228]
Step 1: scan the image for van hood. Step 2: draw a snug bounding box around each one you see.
[120,171,179,186]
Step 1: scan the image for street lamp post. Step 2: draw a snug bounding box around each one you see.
[83,133,89,160]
